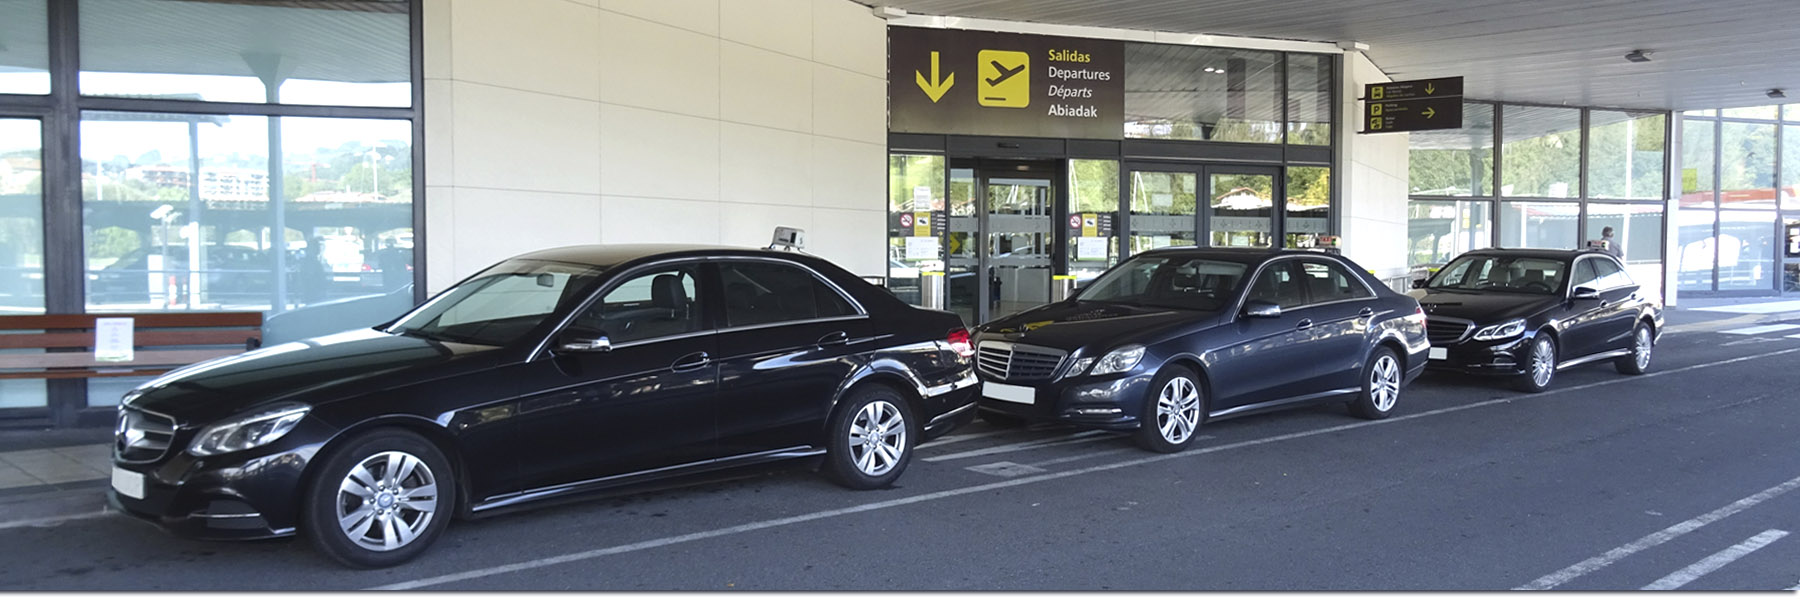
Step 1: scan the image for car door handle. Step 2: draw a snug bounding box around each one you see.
[1359,307,1374,318]
[671,352,711,372]
[1295,319,1313,330]
[817,331,849,347]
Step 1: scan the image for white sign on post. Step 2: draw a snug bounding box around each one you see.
[904,236,941,259]
[94,317,135,363]
[1076,236,1109,260]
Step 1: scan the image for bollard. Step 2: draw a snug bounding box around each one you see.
[920,271,945,310]
[1051,275,1078,303]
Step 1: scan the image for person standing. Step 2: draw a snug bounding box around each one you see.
[1601,226,1624,259]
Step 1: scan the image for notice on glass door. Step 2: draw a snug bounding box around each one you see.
[1076,236,1109,260]
[905,236,941,260]
[94,317,135,363]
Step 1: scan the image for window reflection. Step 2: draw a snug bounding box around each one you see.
[1125,44,1283,144]
[1500,106,1580,198]
[82,112,413,313]
[1408,102,1494,197]
[1209,173,1272,247]
[0,0,51,94]
[1407,200,1491,267]
[78,0,410,107]
[1587,112,1666,200]
[1498,201,1578,249]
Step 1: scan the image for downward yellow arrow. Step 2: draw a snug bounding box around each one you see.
[1425,83,1436,95]
[916,51,954,103]
[1423,106,1437,119]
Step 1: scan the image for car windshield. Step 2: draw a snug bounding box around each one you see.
[385,259,605,346]
[1428,255,1567,294]
[1076,256,1247,311]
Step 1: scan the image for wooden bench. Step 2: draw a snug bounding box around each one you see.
[0,312,263,381]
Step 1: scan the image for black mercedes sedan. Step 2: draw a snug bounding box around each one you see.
[970,248,1429,453]
[1410,248,1664,392]
[107,244,978,568]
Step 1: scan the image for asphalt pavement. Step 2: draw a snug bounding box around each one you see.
[2,302,1799,590]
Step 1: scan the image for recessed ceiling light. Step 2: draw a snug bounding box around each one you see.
[1624,50,1651,63]
[1770,89,1788,99]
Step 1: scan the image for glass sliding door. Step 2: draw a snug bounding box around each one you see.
[0,118,47,410]
[1207,167,1278,247]
[946,167,978,325]
[1127,169,1197,255]
[983,168,1054,319]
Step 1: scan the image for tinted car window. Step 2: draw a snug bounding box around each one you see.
[1571,258,1600,289]
[571,266,704,345]
[1245,261,1308,309]
[1299,259,1373,303]
[1589,257,1632,289]
[388,259,603,346]
[721,261,856,327]
[1078,256,1246,311]
[1429,255,1567,294]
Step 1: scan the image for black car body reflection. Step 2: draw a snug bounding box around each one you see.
[970,248,1429,453]
[1411,248,1664,392]
[107,244,978,568]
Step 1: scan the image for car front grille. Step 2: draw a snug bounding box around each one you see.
[1426,317,1473,345]
[116,408,177,463]
[976,342,1067,382]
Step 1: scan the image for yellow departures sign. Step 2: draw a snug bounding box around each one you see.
[916,51,954,102]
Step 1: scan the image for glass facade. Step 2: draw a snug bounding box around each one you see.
[0,0,418,420]
[1678,107,1798,293]
[1409,101,1669,297]
[889,39,1337,320]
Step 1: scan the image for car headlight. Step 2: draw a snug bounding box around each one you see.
[188,404,310,457]
[1063,357,1095,378]
[1088,345,1146,376]
[1472,319,1527,341]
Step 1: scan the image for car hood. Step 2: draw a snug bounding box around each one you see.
[123,328,505,425]
[1408,289,1560,324]
[975,300,1219,352]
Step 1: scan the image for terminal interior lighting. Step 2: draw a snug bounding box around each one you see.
[1624,50,1652,63]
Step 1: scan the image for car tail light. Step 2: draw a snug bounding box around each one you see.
[1410,304,1426,323]
[946,328,975,358]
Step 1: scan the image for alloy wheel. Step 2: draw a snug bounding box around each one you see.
[1155,377,1202,444]
[1634,327,1652,370]
[1531,338,1556,387]
[848,400,907,477]
[335,450,440,552]
[1369,354,1401,412]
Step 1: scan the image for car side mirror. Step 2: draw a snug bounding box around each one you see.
[1572,286,1600,300]
[1243,300,1282,319]
[555,330,612,353]
[1410,278,1428,290]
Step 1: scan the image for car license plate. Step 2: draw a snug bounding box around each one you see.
[111,466,145,500]
[982,381,1036,405]
[1429,347,1448,361]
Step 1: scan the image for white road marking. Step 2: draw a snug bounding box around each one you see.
[1789,333,1800,340]
[1032,447,1136,468]
[916,429,1020,449]
[0,510,112,531]
[965,461,1047,478]
[373,345,1800,591]
[1640,529,1789,590]
[1719,324,1800,335]
[1692,300,1800,314]
[1516,476,1800,590]
[922,431,1111,462]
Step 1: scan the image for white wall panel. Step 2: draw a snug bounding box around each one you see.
[811,137,885,211]
[718,203,816,250]
[720,45,813,134]
[452,188,603,277]
[600,11,721,119]
[811,65,885,143]
[599,104,721,201]
[720,123,813,207]
[424,186,456,291]
[601,196,722,244]
[450,0,602,100]
[449,82,602,195]
[721,0,813,60]
[810,208,885,276]
[599,0,719,36]
[812,0,885,78]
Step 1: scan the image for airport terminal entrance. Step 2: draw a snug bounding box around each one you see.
[946,159,1059,325]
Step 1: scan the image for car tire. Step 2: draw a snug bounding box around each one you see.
[978,409,1027,428]
[303,428,455,569]
[1614,321,1653,375]
[822,385,916,490]
[1133,365,1205,454]
[1349,347,1402,420]
[1513,334,1558,393]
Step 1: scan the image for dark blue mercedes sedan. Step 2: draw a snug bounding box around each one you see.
[970,248,1428,453]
